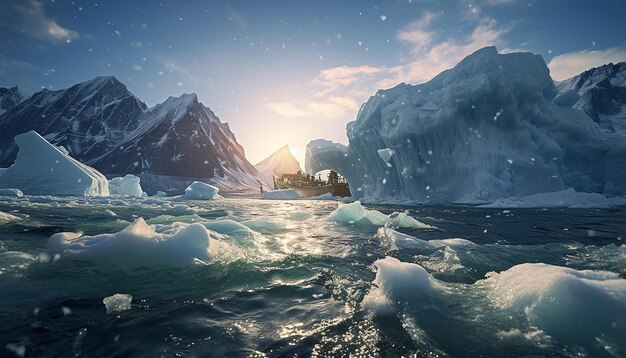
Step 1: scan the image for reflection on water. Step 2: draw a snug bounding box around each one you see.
[0,197,624,357]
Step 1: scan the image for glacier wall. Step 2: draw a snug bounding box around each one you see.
[306,47,626,203]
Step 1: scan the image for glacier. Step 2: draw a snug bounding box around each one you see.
[306,47,626,204]
[0,131,109,196]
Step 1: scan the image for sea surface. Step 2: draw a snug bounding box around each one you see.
[0,196,624,357]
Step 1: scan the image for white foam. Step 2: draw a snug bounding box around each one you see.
[0,211,20,223]
[103,293,132,313]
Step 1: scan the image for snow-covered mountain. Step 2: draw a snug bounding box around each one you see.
[255,145,302,186]
[0,86,24,115]
[92,93,261,193]
[306,47,626,203]
[556,62,626,134]
[0,76,147,167]
[0,76,261,194]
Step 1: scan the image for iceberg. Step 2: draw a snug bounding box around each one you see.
[0,131,109,196]
[306,47,626,204]
[108,174,145,197]
[183,181,219,200]
[260,189,300,200]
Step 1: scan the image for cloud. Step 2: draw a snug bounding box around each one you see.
[312,65,384,96]
[266,12,511,121]
[162,60,200,83]
[265,96,359,120]
[0,53,41,77]
[547,46,626,80]
[396,11,439,51]
[226,5,247,30]
[0,0,79,43]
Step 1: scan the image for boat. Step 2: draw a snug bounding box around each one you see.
[273,170,351,198]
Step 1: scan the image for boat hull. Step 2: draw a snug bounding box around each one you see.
[275,182,351,198]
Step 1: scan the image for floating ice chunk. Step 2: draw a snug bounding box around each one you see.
[362,257,433,314]
[103,294,132,314]
[389,212,437,229]
[328,201,436,229]
[0,188,23,197]
[481,188,626,208]
[0,211,20,223]
[184,181,219,200]
[377,227,472,250]
[0,131,109,196]
[327,201,368,224]
[482,263,626,353]
[377,148,393,162]
[154,191,167,197]
[260,189,300,200]
[47,218,215,267]
[5,343,25,357]
[108,174,145,197]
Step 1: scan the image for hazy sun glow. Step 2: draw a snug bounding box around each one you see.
[289,146,299,158]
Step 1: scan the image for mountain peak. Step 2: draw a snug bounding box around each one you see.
[255,145,303,186]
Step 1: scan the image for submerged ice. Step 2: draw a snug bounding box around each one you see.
[306,47,626,203]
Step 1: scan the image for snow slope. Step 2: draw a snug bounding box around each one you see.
[306,47,626,203]
[255,145,302,187]
[0,131,109,196]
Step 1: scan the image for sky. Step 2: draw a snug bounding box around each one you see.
[1,0,625,165]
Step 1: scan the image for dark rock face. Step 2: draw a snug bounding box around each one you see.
[557,62,626,134]
[0,76,260,192]
[92,93,258,181]
[0,76,147,166]
[0,86,24,114]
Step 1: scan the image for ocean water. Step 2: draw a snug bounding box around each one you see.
[0,196,624,357]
